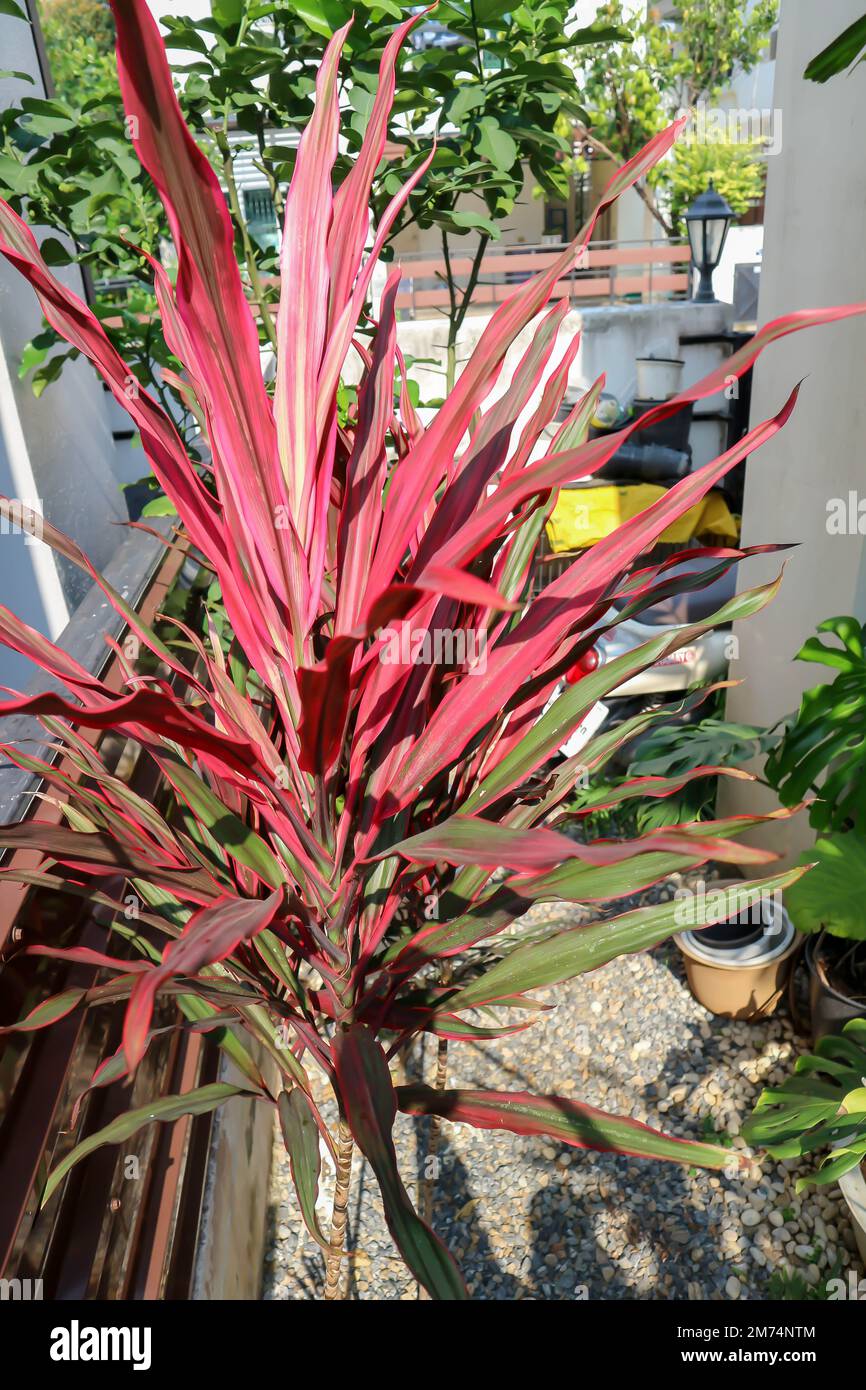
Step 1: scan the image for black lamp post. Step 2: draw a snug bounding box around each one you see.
[684,182,734,303]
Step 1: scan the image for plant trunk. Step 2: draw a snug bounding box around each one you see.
[417,1033,449,1300]
[323,1118,354,1300]
[420,1035,449,1226]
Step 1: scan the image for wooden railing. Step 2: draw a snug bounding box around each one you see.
[97,239,692,330]
[395,239,692,317]
[0,531,221,1300]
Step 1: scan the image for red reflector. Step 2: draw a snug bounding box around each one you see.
[565,648,598,683]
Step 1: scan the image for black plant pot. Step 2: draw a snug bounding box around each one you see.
[806,932,866,1041]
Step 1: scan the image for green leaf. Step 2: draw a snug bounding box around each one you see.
[277,1089,328,1248]
[474,117,518,171]
[396,1086,742,1171]
[447,84,485,126]
[141,494,178,517]
[445,867,807,1010]
[804,15,866,82]
[175,994,266,1091]
[461,576,782,816]
[745,1018,866,1189]
[447,208,501,237]
[332,1025,467,1300]
[42,1082,260,1206]
[561,23,634,48]
[0,151,38,197]
[162,756,287,890]
[0,0,27,18]
[17,337,50,378]
[0,987,86,1034]
[38,236,73,267]
[290,0,351,40]
[211,0,244,28]
[785,833,866,939]
[471,0,512,22]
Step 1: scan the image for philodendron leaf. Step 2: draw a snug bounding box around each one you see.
[396,1087,744,1171]
[278,1088,329,1249]
[745,1017,866,1190]
[784,833,866,938]
[332,1025,467,1300]
[41,1082,261,1207]
[800,1139,866,1192]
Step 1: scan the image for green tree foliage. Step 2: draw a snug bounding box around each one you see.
[38,0,117,104]
[0,1,625,414]
[664,135,766,236]
[578,0,777,235]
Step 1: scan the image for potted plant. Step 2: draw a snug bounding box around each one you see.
[591,715,799,1019]
[766,617,866,1036]
[0,2,862,1299]
[781,835,866,1037]
[743,1018,866,1265]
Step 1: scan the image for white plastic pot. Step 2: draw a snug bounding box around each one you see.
[635,357,684,401]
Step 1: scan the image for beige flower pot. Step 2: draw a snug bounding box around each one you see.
[676,932,800,1020]
[675,885,798,1021]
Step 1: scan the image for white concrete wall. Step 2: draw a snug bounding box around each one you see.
[0,13,128,690]
[715,225,764,311]
[719,0,866,864]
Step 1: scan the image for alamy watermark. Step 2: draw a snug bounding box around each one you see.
[50,1320,152,1371]
[378,624,487,674]
[1,496,44,547]
[827,491,866,535]
[678,101,782,156]
[673,882,784,930]
[0,1277,43,1300]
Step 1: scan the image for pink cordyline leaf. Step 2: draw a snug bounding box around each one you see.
[395,1087,746,1171]
[123,889,284,1069]
[0,3,865,1298]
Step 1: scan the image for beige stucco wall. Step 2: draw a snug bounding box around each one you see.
[718,0,866,863]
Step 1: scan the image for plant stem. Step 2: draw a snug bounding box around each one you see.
[442,230,489,394]
[420,964,452,1227]
[422,1037,449,1217]
[214,127,279,352]
[418,1021,449,1300]
[441,230,459,394]
[323,1118,355,1300]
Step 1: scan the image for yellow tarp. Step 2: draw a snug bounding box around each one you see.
[545,484,739,552]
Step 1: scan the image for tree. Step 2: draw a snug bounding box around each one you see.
[578,0,777,236]
[38,0,116,105]
[664,135,766,237]
[0,0,626,420]
[371,2,629,388]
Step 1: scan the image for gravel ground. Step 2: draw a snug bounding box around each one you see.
[263,886,865,1302]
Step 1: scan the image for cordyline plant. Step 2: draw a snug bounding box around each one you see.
[0,1,862,1299]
